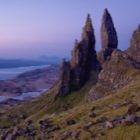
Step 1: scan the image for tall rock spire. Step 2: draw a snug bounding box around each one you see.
[56,14,98,97]
[97,8,118,65]
[57,59,71,97]
[70,13,97,90]
[82,14,95,43]
[101,8,118,49]
[126,24,140,63]
[71,14,96,69]
[81,14,97,70]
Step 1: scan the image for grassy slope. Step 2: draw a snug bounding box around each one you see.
[49,68,140,140]
[0,71,98,126]
[1,66,140,139]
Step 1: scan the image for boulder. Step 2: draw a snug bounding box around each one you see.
[109,115,123,122]
[12,126,20,136]
[66,120,76,125]
[97,132,104,137]
[128,103,139,113]
[105,121,114,128]
[122,114,136,126]
[60,131,72,140]
[5,134,16,140]
[96,117,107,123]
[83,121,95,131]
[122,121,134,126]
[87,111,96,118]
[71,131,81,139]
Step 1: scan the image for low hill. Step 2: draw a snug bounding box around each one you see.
[38,55,63,64]
[0,65,59,96]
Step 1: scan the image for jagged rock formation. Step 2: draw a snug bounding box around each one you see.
[87,23,140,103]
[126,24,140,63]
[57,14,98,97]
[87,49,136,102]
[57,59,71,97]
[97,8,118,65]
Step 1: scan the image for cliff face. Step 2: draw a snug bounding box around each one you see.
[87,23,140,102]
[97,8,118,65]
[126,24,140,63]
[87,49,137,102]
[57,14,98,97]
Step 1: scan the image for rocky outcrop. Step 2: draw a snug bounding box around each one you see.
[57,14,98,97]
[70,14,97,90]
[97,8,118,65]
[126,24,140,63]
[57,59,71,97]
[87,49,136,102]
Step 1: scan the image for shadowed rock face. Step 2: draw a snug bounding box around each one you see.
[71,14,97,70]
[126,24,140,63]
[97,47,115,65]
[98,8,118,65]
[57,14,98,97]
[70,14,97,90]
[57,59,71,97]
[101,8,118,49]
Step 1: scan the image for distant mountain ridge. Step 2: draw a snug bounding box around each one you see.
[38,55,63,64]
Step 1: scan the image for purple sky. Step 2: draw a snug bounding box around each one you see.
[0,0,139,59]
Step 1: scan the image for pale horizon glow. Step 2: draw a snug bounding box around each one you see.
[0,0,139,59]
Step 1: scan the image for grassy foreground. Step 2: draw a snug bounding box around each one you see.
[0,69,140,139]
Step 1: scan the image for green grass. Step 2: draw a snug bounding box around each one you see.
[1,67,140,139]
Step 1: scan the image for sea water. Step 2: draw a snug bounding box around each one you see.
[0,65,49,80]
[0,89,47,102]
[0,65,49,101]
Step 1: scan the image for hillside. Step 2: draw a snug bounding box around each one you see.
[0,65,59,96]
[0,9,140,140]
[0,66,140,140]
